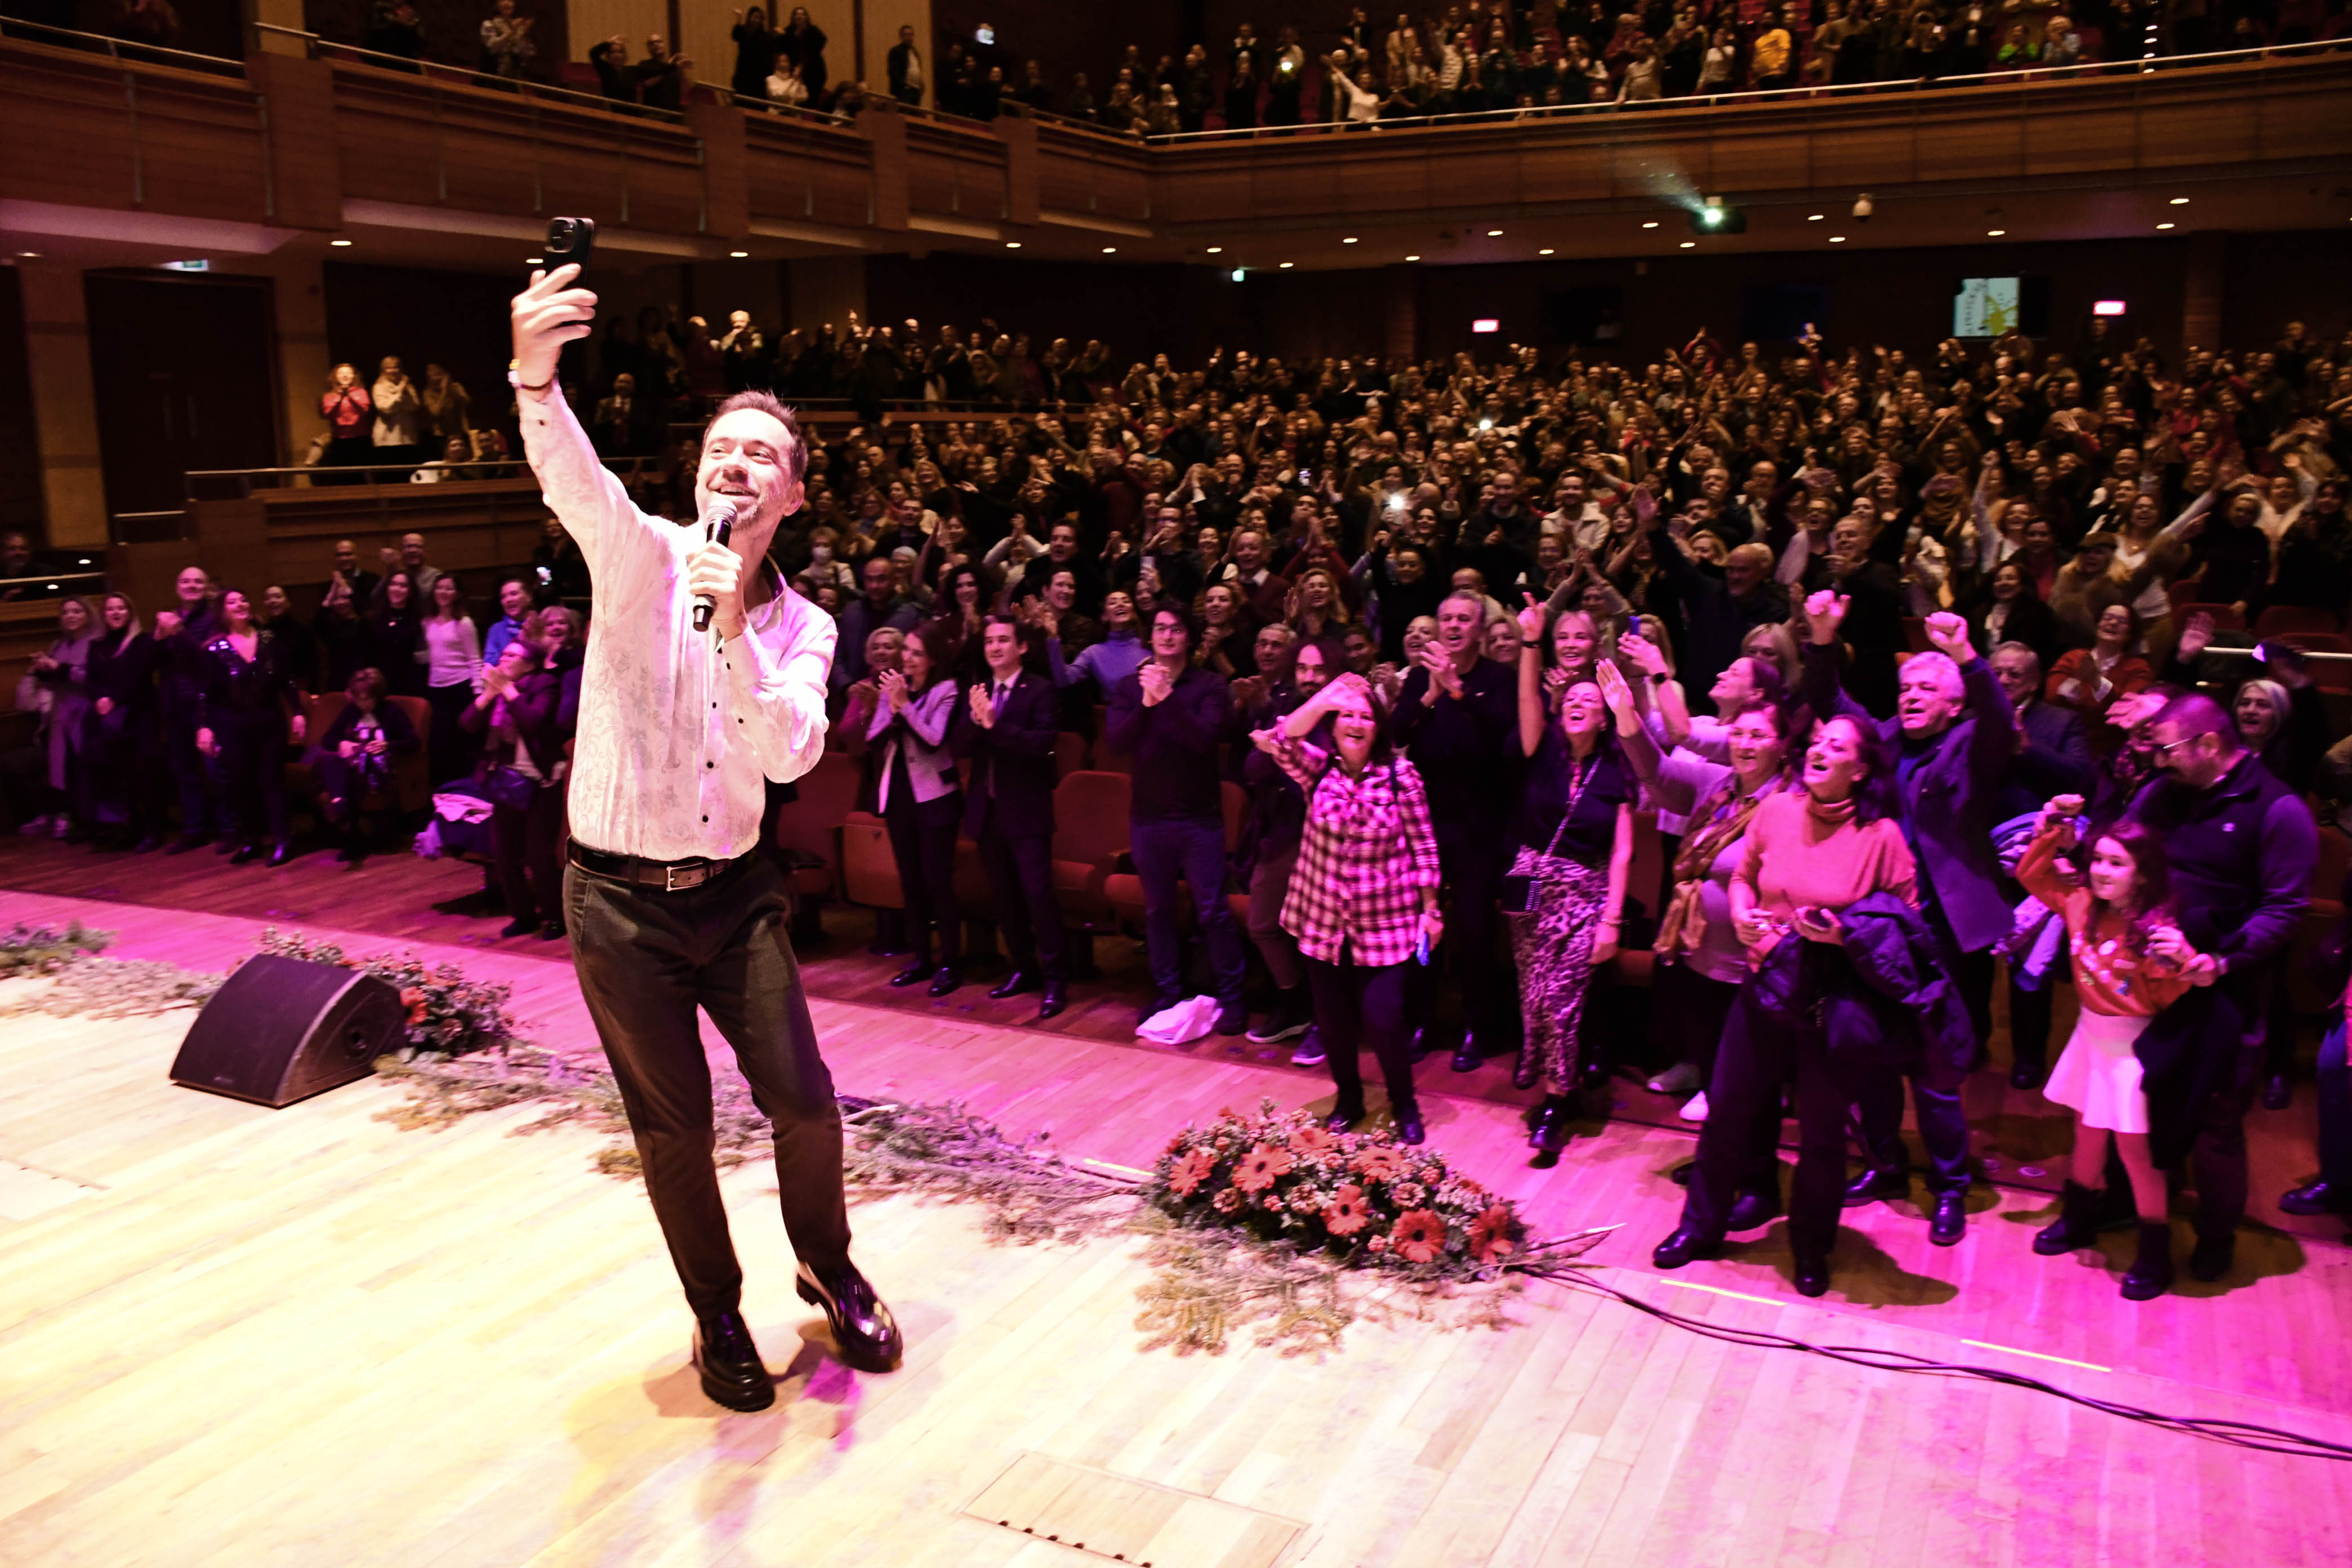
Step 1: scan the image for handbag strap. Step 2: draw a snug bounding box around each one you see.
[1534,751,1598,862]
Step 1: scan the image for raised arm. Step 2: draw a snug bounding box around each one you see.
[1798,588,1870,726]
[511,265,647,576]
[1514,594,1550,758]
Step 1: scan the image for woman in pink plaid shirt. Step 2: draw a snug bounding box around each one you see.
[1255,672,1445,1145]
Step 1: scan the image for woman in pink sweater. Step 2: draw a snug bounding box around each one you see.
[1654,712,1921,1299]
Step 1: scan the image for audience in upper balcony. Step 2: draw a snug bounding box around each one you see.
[479,0,536,78]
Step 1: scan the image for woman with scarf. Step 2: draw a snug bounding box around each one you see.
[460,608,581,938]
[14,596,97,840]
[1511,599,1636,1160]
[83,592,160,850]
[1651,706,1919,1298]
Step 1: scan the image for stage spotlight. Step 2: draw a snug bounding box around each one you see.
[1231,266,1245,281]
[1688,198,1745,235]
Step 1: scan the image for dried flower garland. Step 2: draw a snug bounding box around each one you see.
[0,921,114,976]
[256,928,524,1058]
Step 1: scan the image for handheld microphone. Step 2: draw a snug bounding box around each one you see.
[692,500,738,633]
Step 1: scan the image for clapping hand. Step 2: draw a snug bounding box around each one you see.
[966,683,996,729]
[1417,641,1463,700]
[879,668,909,711]
[1617,629,1668,678]
[1138,661,1174,707]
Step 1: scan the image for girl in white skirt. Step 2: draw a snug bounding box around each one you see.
[2015,800,2204,1299]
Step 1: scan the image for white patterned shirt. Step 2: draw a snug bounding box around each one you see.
[518,389,831,862]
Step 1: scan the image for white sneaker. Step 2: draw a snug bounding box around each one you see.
[1679,1090,1710,1123]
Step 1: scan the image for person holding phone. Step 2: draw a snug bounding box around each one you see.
[1256,672,1443,1142]
[509,260,901,1411]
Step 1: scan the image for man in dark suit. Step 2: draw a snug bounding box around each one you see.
[1803,595,2017,1246]
[590,373,653,457]
[953,614,1067,1020]
[885,24,924,105]
[1989,640,2095,1087]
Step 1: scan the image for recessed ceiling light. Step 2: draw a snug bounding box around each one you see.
[728,250,749,258]
[1679,241,1695,249]
[1205,246,1222,253]
[1829,235,1846,242]
[1986,229,2005,237]
[330,239,353,247]
[1486,229,1503,237]
[2169,197,2190,205]
[1404,254,1420,261]
[523,256,542,264]
[1102,246,1116,253]
[1005,241,1021,248]
[2157,222,2175,230]
[1342,237,1358,244]
[18,251,40,258]
[1538,247,1554,255]
[1642,221,1661,230]
[1279,261,1294,269]
[1807,213,1824,221]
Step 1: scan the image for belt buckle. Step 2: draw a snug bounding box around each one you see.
[663,861,698,892]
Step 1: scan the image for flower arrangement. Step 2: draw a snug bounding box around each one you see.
[256,928,522,1058]
[1147,1099,1528,1280]
[0,921,113,976]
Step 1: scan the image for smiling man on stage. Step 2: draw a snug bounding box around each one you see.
[511,264,901,1409]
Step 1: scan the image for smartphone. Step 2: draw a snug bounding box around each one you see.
[1625,613,1641,639]
[543,215,596,274]
[1299,469,1313,487]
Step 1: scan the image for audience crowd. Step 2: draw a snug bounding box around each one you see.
[10,297,2352,1299]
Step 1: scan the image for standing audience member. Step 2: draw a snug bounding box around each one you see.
[1262,671,1445,1142]
[12,597,97,840]
[480,0,536,77]
[319,364,373,473]
[1107,605,1248,1033]
[1509,639,1637,1161]
[155,566,221,852]
[1239,638,1332,1055]
[462,612,580,937]
[954,617,1069,1019]
[371,357,422,467]
[195,588,304,866]
[872,630,966,994]
[83,592,159,850]
[421,573,485,783]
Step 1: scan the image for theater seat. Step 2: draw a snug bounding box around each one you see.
[1050,770,1132,930]
[2173,603,2245,633]
[1055,730,1089,778]
[772,751,858,905]
[839,811,902,909]
[2256,606,2341,639]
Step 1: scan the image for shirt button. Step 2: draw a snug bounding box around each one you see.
[706,761,714,769]
[701,814,708,823]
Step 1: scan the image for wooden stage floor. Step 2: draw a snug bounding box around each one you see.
[5,850,2352,1565]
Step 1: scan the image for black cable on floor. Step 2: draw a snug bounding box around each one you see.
[1514,1259,2352,1462]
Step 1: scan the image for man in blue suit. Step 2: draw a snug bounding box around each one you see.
[1803,594,2017,1245]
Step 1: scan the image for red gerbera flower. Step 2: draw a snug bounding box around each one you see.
[1390,1209,1447,1264]
[399,986,429,1026]
[1353,1144,1407,1182]
[1322,1183,1370,1236]
[1469,1204,1517,1263]
[1232,1142,1297,1193]
[1292,1124,1335,1156]
[1168,1148,1217,1197]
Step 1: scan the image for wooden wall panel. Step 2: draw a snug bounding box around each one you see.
[1,44,266,222]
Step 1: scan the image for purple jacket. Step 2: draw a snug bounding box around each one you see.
[1801,642,2018,954]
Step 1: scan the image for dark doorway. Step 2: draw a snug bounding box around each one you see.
[84,270,280,528]
[0,266,43,542]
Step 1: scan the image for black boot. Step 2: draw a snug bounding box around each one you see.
[691,1309,776,1411]
[2033,1181,2102,1255]
[2121,1220,2175,1301]
[1527,1093,1576,1153]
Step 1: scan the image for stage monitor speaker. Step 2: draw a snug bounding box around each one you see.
[168,955,408,1107]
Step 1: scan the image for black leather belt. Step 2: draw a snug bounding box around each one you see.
[568,840,749,893]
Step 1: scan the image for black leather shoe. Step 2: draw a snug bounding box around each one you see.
[1842,1166,1909,1208]
[1326,1104,1366,1134]
[796,1260,903,1374]
[692,1309,776,1412]
[2121,1220,2175,1302]
[1792,1250,1832,1298]
[1511,1055,1540,1090]
[2186,1230,2234,1283]
[1651,1224,1722,1269]
[266,840,293,867]
[2033,1180,2101,1255]
[1929,1190,1967,1246]
[1579,1055,1612,1092]
[1134,992,1177,1028]
[1214,999,1250,1037]
[1407,1027,1432,1064]
[1527,1093,1575,1153]
[1450,1031,1484,1073]
[1034,981,1068,1021]
[1726,1184,1782,1234]
[888,964,930,988]
[926,965,961,997]
[2008,1061,2045,1090]
[2261,1073,2293,1111]
[229,841,260,865]
[1396,1113,1426,1146]
[500,918,537,939]
[538,921,565,942]
[2280,1179,2350,1217]
[990,970,1039,1000]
